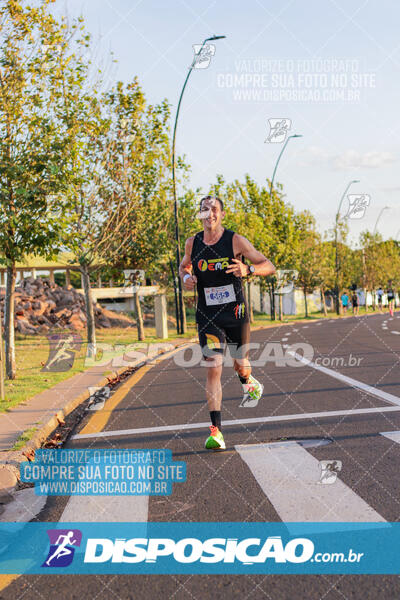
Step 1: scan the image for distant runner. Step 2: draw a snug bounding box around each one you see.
[376,287,383,312]
[351,291,359,316]
[387,282,395,317]
[341,291,349,315]
[179,196,276,450]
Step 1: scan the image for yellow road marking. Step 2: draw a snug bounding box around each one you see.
[0,575,19,589]
[79,364,153,435]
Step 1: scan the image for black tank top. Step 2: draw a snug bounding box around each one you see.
[191,228,248,326]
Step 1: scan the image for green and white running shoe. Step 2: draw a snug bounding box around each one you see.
[240,374,263,408]
[205,425,226,450]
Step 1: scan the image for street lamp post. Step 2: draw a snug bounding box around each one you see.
[171,35,226,334]
[373,206,390,235]
[269,134,302,198]
[369,206,390,312]
[268,133,302,320]
[334,179,359,314]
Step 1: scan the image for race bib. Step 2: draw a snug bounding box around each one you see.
[204,284,236,306]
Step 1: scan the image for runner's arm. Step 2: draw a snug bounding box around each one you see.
[227,234,276,277]
[179,237,197,290]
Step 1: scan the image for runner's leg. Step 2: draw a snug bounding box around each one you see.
[205,354,223,416]
[198,323,226,449]
[225,323,263,407]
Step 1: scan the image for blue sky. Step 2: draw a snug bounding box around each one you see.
[57,0,400,244]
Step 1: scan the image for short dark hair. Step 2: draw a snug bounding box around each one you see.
[199,195,224,211]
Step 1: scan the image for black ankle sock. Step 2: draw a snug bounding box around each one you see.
[210,410,221,430]
[238,374,249,384]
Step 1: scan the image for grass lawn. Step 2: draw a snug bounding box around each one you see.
[1,306,387,413]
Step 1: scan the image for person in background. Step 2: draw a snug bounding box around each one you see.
[376,287,383,312]
[351,290,359,316]
[341,291,349,315]
[387,281,395,317]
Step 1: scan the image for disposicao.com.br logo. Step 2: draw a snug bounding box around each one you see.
[0,522,375,574]
[82,536,362,566]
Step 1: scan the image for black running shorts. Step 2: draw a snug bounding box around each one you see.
[197,320,250,360]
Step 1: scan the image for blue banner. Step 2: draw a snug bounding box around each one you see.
[0,522,397,574]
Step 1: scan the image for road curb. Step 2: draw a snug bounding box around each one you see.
[0,339,196,501]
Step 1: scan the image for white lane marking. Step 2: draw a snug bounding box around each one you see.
[287,351,400,407]
[60,494,148,522]
[380,430,400,444]
[72,406,400,440]
[235,441,385,523]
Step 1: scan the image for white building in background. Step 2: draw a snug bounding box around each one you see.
[249,282,323,316]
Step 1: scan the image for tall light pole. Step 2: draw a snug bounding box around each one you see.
[171,35,226,334]
[268,133,302,321]
[334,179,359,314]
[373,206,390,235]
[269,134,302,197]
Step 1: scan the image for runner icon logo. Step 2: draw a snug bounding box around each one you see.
[318,460,342,485]
[42,333,82,372]
[234,303,245,319]
[192,43,216,69]
[265,118,291,143]
[86,386,110,411]
[42,529,82,567]
[345,194,370,220]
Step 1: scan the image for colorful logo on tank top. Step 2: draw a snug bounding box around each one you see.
[198,257,230,272]
[234,303,245,319]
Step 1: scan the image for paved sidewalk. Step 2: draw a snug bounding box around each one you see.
[0,365,115,451]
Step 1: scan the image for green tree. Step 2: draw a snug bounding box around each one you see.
[98,81,175,341]
[0,0,92,377]
[294,214,323,317]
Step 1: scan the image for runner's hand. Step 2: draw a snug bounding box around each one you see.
[183,274,197,290]
[225,259,248,277]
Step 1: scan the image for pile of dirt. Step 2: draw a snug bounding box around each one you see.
[0,277,135,335]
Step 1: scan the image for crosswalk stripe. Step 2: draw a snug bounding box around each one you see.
[380,430,400,444]
[235,441,385,524]
[60,494,148,523]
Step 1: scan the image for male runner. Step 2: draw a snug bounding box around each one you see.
[387,281,395,317]
[351,291,359,316]
[376,287,383,312]
[179,196,276,450]
[341,291,349,315]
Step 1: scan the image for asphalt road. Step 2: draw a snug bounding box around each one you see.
[3,312,400,600]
